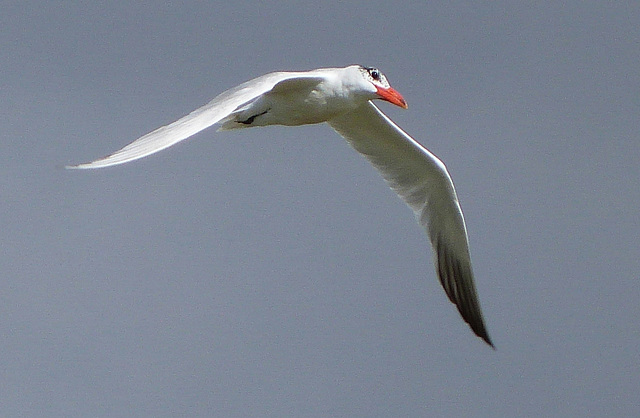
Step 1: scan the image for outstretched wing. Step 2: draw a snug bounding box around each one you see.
[67,71,312,169]
[328,102,493,347]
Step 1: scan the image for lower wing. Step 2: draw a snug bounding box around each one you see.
[328,102,493,347]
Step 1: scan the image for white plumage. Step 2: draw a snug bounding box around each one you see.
[68,65,493,347]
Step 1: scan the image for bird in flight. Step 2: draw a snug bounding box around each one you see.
[68,65,494,347]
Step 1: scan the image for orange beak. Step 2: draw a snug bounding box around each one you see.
[375,85,408,109]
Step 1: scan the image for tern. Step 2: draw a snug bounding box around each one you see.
[68,65,494,347]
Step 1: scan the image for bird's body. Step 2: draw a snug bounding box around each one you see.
[69,65,494,347]
[219,73,353,129]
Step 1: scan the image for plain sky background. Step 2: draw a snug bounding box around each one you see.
[2,1,639,416]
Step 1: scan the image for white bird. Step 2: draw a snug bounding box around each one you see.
[68,65,494,347]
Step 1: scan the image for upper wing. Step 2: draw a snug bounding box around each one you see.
[328,102,493,347]
[67,71,316,169]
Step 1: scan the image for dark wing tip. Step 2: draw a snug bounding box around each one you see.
[436,238,494,348]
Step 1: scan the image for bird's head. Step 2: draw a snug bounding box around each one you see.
[357,65,408,109]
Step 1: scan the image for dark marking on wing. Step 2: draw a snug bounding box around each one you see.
[238,109,269,125]
[436,237,494,347]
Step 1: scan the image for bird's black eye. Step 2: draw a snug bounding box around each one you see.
[369,69,381,80]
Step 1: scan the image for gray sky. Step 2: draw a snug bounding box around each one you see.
[2,1,639,416]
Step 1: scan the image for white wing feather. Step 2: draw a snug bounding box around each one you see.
[67,72,311,169]
[328,102,493,346]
